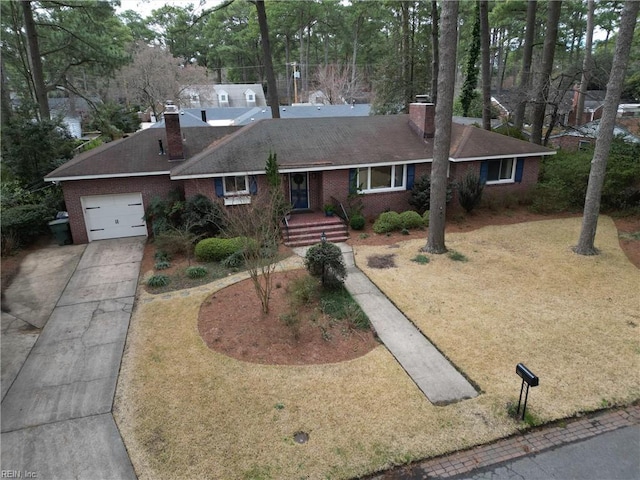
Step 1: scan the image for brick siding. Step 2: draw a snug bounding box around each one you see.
[62,175,177,243]
[64,157,541,243]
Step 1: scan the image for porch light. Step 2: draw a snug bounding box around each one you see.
[321,231,326,243]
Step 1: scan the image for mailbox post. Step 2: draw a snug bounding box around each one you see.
[516,363,539,421]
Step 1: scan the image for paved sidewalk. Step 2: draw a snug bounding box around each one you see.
[1,237,144,479]
[296,244,478,405]
[368,404,640,479]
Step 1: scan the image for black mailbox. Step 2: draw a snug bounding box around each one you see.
[516,363,539,387]
[515,363,539,420]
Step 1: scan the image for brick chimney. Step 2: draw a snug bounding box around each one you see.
[164,101,184,160]
[409,98,435,139]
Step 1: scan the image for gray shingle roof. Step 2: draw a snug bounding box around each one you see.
[45,115,555,182]
[171,116,555,179]
[45,126,240,180]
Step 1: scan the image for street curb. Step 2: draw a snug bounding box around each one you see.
[364,404,640,479]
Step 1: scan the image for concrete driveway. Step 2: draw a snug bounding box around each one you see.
[1,237,144,479]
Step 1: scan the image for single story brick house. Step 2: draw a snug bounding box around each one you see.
[45,102,555,244]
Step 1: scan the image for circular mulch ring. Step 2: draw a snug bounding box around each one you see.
[197,269,379,365]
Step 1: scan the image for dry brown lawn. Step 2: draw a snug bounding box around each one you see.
[114,216,639,480]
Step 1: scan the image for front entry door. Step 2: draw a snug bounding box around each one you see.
[290,172,309,209]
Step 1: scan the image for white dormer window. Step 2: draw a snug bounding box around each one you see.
[244,89,256,105]
[218,90,229,106]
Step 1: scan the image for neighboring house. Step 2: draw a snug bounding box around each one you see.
[145,104,373,129]
[550,119,640,151]
[567,89,606,126]
[45,102,555,244]
[181,84,267,108]
[618,104,640,118]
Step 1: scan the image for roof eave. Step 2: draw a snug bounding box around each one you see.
[45,171,171,182]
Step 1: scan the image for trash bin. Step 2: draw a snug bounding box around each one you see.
[48,218,72,246]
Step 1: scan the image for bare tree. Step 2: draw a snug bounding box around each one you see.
[221,184,290,314]
[112,43,208,118]
[575,0,639,256]
[530,0,562,145]
[314,64,356,104]
[424,0,459,254]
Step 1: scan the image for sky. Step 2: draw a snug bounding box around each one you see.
[117,0,225,17]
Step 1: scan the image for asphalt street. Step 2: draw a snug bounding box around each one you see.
[449,425,640,480]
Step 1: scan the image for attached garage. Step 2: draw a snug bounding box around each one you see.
[81,193,147,241]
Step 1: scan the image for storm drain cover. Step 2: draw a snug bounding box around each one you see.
[293,431,309,444]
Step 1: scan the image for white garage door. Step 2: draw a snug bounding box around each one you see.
[81,193,147,241]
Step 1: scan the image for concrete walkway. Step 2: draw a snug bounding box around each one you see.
[1,237,144,479]
[296,244,478,405]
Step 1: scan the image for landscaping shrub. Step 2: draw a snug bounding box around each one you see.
[423,210,430,227]
[144,189,184,236]
[186,266,208,279]
[181,194,225,237]
[349,213,366,230]
[304,241,347,287]
[154,260,171,270]
[289,275,319,307]
[154,230,196,258]
[532,139,640,213]
[154,250,171,262]
[194,237,246,262]
[319,287,369,330]
[221,250,245,268]
[372,211,402,233]
[399,210,424,229]
[1,203,53,253]
[409,175,453,214]
[147,274,170,288]
[456,170,484,213]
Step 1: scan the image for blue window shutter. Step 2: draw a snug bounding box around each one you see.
[479,161,488,184]
[406,164,416,190]
[515,158,525,182]
[349,169,357,194]
[214,178,224,197]
[249,175,258,194]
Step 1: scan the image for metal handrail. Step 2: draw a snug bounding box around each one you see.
[281,214,290,242]
[330,196,349,224]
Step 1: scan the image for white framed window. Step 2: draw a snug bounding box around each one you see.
[223,175,251,205]
[224,175,249,195]
[486,158,515,184]
[357,164,406,192]
[218,90,229,104]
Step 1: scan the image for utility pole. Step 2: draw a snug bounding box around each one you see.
[292,62,299,104]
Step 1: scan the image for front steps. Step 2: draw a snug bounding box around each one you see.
[283,214,349,247]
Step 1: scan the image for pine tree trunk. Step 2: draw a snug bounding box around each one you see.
[430,0,439,104]
[255,0,280,118]
[530,0,562,145]
[479,0,491,131]
[575,0,639,255]
[425,0,459,254]
[22,1,50,121]
[513,0,536,129]
[575,0,594,127]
